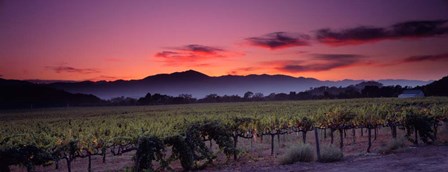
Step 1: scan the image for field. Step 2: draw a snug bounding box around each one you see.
[1,97,448,171]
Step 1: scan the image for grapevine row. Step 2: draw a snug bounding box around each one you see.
[0,98,447,171]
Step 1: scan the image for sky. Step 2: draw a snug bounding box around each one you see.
[1,0,448,81]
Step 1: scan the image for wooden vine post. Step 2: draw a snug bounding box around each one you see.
[352,128,356,144]
[270,133,275,156]
[314,127,321,161]
[233,132,238,160]
[339,128,344,149]
[391,125,397,139]
[367,127,372,153]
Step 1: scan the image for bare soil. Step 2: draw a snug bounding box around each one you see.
[212,145,448,172]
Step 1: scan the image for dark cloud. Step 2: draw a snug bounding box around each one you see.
[313,54,365,61]
[277,54,365,72]
[46,66,99,74]
[316,27,387,45]
[181,44,223,54]
[154,44,242,66]
[316,20,448,46]
[391,20,448,38]
[229,54,366,74]
[154,51,182,58]
[403,53,448,63]
[246,32,311,49]
[155,44,225,59]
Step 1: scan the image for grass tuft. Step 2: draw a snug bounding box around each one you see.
[378,138,406,154]
[280,143,314,164]
[319,145,343,163]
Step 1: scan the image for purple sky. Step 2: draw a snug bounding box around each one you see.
[1,0,447,81]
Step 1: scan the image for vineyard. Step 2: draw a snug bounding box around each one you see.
[1,97,448,172]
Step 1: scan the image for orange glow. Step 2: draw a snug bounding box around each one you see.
[0,1,447,82]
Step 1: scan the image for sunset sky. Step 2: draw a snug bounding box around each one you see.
[1,0,448,81]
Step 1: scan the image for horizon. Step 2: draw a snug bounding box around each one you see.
[3,69,437,83]
[1,0,448,81]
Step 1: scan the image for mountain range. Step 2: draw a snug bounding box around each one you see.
[46,70,431,99]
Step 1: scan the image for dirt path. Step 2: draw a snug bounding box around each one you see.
[214,145,448,172]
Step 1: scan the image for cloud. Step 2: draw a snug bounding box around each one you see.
[46,66,99,74]
[373,52,448,67]
[228,67,261,75]
[316,20,448,46]
[87,75,123,81]
[391,20,448,38]
[246,32,311,49]
[154,51,183,58]
[403,53,448,63]
[230,54,366,75]
[154,44,242,66]
[276,54,365,72]
[193,63,213,67]
[181,44,224,55]
[155,44,225,59]
[316,27,387,46]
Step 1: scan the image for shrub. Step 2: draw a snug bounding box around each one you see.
[319,145,343,163]
[280,144,314,165]
[378,138,406,154]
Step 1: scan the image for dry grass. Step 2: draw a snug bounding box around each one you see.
[319,145,343,163]
[378,138,406,154]
[280,144,314,164]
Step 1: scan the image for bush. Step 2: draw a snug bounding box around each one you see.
[378,138,406,154]
[280,144,314,165]
[319,145,343,163]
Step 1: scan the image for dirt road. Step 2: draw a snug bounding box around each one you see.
[214,145,448,172]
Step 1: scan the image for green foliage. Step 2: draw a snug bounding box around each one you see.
[1,97,448,170]
[280,144,314,164]
[355,104,384,128]
[402,107,435,144]
[134,136,165,171]
[319,145,343,163]
[296,116,313,131]
[164,135,194,171]
[315,105,355,129]
[163,121,235,171]
[0,145,53,171]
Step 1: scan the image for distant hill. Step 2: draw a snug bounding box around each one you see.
[47,70,431,99]
[0,79,104,109]
[422,75,448,96]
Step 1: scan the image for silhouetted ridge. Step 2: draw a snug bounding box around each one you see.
[47,70,432,99]
[143,70,209,82]
[0,79,104,109]
[423,75,448,96]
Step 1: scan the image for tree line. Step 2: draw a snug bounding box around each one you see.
[108,81,409,105]
[2,75,448,108]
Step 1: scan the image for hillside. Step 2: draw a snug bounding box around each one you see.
[0,79,104,109]
[423,75,448,96]
[47,70,430,99]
